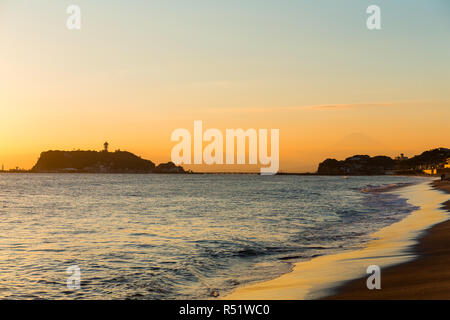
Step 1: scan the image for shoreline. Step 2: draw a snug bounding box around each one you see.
[224,179,450,300]
[326,179,450,299]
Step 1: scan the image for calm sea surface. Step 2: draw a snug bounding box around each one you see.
[0,174,421,299]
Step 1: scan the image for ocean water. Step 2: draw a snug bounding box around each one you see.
[0,173,421,299]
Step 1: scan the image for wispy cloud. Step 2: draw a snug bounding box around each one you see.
[198,100,441,114]
[305,102,394,111]
[306,100,450,111]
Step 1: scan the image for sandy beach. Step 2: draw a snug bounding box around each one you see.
[327,179,450,299]
[224,179,450,300]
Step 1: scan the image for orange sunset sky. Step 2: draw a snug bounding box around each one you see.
[1,1,449,172]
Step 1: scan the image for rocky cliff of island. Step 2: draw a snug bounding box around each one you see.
[31,150,185,173]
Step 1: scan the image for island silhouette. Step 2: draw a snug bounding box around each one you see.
[31,142,185,174]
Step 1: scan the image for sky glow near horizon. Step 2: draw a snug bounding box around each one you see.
[1,0,449,171]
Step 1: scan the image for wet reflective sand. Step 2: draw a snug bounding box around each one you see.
[225,181,449,299]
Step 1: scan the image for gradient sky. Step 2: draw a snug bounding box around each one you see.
[1,0,449,172]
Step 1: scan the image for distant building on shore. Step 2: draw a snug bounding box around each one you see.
[445,158,450,169]
[423,157,450,175]
[395,153,408,161]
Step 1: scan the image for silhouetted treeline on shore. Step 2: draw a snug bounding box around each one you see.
[317,148,450,175]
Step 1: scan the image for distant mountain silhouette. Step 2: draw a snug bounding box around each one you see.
[31,150,185,173]
[331,133,386,152]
